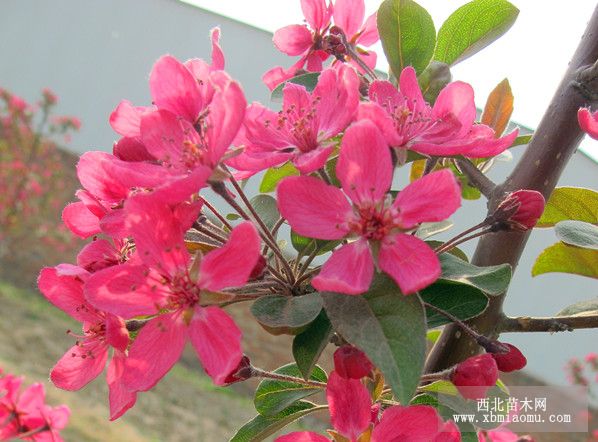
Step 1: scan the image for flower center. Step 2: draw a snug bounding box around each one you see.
[350,204,394,241]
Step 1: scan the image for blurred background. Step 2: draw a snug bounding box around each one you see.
[1,0,597,440]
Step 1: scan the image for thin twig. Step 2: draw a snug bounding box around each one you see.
[500,314,598,333]
[455,158,497,199]
[250,367,327,388]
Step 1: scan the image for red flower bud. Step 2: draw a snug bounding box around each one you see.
[495,190,545,231]
[249,255,267,280]
[333,345,374,379]
[222,355,252,386]
[491,343,527,372]
[451,354,498,400]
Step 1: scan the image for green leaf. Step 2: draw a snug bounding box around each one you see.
[271,72,321,101]
[510,134,532,147]
[226,213,242,221]
[377,0,436,76]
[426,329,442,343]
[293,311,333,380]
[251,293,323,335]
[555,220,598,250]
[254,363,327,416]
[249,194,279,230]
[259,162,300,193]
[420,380,459,395]
[290,231,341,256]
[420,281,489,328]
[322,274,427,404]
[439,253,511,295]
[556,298,598,317]
[434,0,519,66]
[230,401,324,442]
[416,220,453,240]
[418,61,452,104]
[537,187,598,227]
[532,242,598,279]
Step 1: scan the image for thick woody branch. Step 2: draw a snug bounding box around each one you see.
[500,314,598,333]
[426,6,598,373]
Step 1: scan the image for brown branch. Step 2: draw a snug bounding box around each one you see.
[455,158,497,198]
[500,314,598,333]
[425,6,598,373]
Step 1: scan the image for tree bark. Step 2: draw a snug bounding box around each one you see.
[425,6,598,372]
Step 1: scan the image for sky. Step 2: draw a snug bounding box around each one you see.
[184,0,598,162]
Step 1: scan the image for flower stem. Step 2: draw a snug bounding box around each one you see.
[250,367,327,388]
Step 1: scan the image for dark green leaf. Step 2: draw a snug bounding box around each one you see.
[291,231,341,256]
[537,187,598,227]
[254,363,327,416]
[418,61,452,103]
[259,162,300,193]
[555,220,598,250]
[325,156,341,187]
[249,194,279,230]
[377,0,436,76]
[420,281,489,328]
[230,401,324,441]
[439,253,511,295]
[271,72,321,102]
[533,242,598,279]
[322,274,427,404]
[293,311,333,380]
[434,0,519,66]
[556,298,598,317]
[251,293,324,335]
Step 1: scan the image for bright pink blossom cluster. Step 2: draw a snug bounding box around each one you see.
[0,368,69,441]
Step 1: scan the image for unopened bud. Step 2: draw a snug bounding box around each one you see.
[333,345,373,379]
[451,354,498,400]
[222,355,252,386]
[491,190,545,231]
[489,343,527,373]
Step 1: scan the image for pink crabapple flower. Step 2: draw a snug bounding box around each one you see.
[264,0,379,90]
[277,120,461,295]
[37,266,136,420]
[578,107,598,140]
[228,65,359,177]
[276,371,461,441]
[451,354,499,400]
[0,375,70,441]
[358,67,519,158]
[84,193,261,394]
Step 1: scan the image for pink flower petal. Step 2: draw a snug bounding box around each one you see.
[125,193,193,275]
[277,176,352,240]
[205,75,247,166]
[210,27,225,70]
[50,341,108,390]
[327,371,371,439]
[273,25,314,56]
[356,12,379,46]
[301,0,331,30]
[432,81,476,136]
[85,263,166,318]
[378,233,440,294]
[292,145,334,174]
[399,66,425,108]
[312,239,374,295]
[149,55,202,122]
[139,109,185,164]
[62,202,101,238]
[333,0,365,39]
[393,169,461,229]
[198,222,260,291]
[109,100,144,138]
[123,312,187,391]
[107,350,137,421]
[104,314,129,352]
[188,306,243,385]
[38,267,96,324]
[276,433,329,442]
[336,120,392,205]
[76,239,120,272]
[371,405,453,441]
[113,137,155,162]
[579,107,598,140]
[357,102,401,146]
